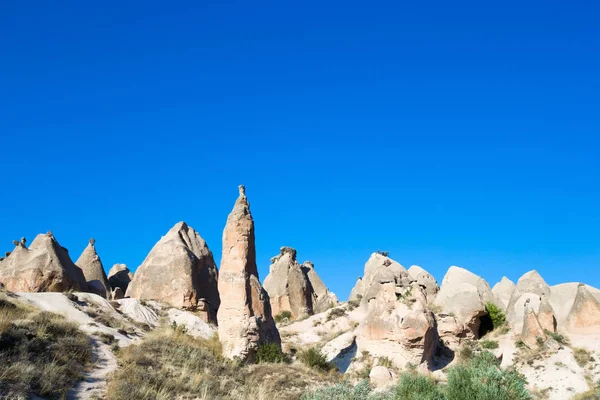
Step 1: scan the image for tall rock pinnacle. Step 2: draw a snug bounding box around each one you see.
[75,238,110,298]
[217,185,280,361]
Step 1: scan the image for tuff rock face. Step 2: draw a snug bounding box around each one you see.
[302,261,339,313]
[107,264,133,293]
[263,247,339,318]
[433,266,496,337]
[349,253,412,306]
[75,239,110,298]
[549,283,600,329]
[407,265,439,302]
[126,222,220,320]
[521,305,547,348]
[492,276,516,310]
[0,233,87,292]
[506,270,552,332]
[263,247,313,318]
[217,185,280,361]
[565,284,600,334]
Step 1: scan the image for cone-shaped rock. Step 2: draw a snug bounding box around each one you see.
[565,284,600,334]
[302,261,339,313]
[0,233,87,292]
[506,270,551,330]
[75,239,110,298]
[349,253,412,305]
[108,264,133,293]
[521,305,547,348]
[126,222,220,320]
[491,276,516,310]
[264,247,313,318]
[549,283,600,328]
[217,185,280,361]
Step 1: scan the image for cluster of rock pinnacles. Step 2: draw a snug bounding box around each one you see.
[2,185,600,365]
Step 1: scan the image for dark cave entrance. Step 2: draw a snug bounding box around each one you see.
[478,314,494,338]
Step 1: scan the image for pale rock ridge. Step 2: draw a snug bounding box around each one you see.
[217,185,280,361]
[263,247,313,318]
[107,264,133,294]
[433,266,496,337]
[75,239,110,298]
[565,284,600,334]
[126,222,220,320]
[349,253,412,305]
[491,276,516,310]
[0,233,87,292]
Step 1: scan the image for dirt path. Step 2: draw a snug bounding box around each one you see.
[67,337,117,400]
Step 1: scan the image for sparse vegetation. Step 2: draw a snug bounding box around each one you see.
[481,340,499,349]
[485,302,507,330]
[0,293,92,399]
[326,307,347,321]
[301,380,377,400]
[377,356,394,369]
[393,372,445,400]
[375,251,389,257]
[545,330,568,345]
[275,310,293,324]
[573,348,593,367]
[257,342,288,364]
[298,347,334,372]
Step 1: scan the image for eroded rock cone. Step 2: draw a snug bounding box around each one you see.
[264,247,313,318]
[492,276,516,310]
[108,264,133,293]
[521,305,547,348]
[302,261,339,313]
[126,222,220,320]
[506,270,552,332]
[217,185,280,361]
[75,239,110,298]
[0,233,87,292]
[349,253,412,305]
[565,284,600,334]
[407,265,439,302]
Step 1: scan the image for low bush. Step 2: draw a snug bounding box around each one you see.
[326,308,347,321]
[301,380,379,400]
[393,373,445,400]
[485,302,507,329]
[275,310,293,323]
[298,347,333,371]
[257,342,287,364]
[573,348,593,367]
[481,340,499,349]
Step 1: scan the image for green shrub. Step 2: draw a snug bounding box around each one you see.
[377,356,394,369]
[392,372,445,400]
[480,340,499,350]
[257,342,287,364]
[327,308,347,321]
[485,302,506,329]
[445,351,531,400]
[299,348,333,371]
[275,311,293,323]
[300,380,376,400]
[545,330,568,345]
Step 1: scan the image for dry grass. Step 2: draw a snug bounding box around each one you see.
[0,292,92,399]
[107,325,338,400]
[573,348,594,368]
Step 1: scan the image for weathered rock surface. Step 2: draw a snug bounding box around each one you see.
[167,308,217,339]
[111,287,124,300]
[116,298,159,327]
[565,284,600,334]
[549,283,600,328]
[369,365,395,386]
[407,265,439,302]
[75,239,110,298]
[492,276,516,310]
[521,305,547,348]
[263,247,313,318]
[506,270,552,332]
[302,261,339,313]
[350,253,412,306]
[322,332,357,372]
[217,185,280,361]
[433,266,495,336]
[126,222,220,320]
[107,264,133,293]
[0,233,88,292]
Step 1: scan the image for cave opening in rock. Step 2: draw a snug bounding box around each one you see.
[478,314,494,338]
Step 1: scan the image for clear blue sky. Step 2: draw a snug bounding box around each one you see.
[1,1,598,300]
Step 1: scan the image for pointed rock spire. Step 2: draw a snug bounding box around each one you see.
[492,277,516,310]
[217,185,280,361]
[75,238,110,298]
[521,304,547,348]
[108,264,133,293]
[302,261,339,313]
[565,284,600,334]
[126,222,220,320]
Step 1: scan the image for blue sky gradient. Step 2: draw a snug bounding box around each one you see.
[1,1,598,299]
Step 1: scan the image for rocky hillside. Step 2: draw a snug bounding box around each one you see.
[1,185,599,400]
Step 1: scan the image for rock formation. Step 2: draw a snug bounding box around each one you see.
[506,270,552,332]
[263,247,338,318]
[126,222,220,320]
[107,264,133,293]
[491,276,516,310]
[564,284,600,334]
[302,261,339,313]
[549,283,600,328]
[0,233,88,292]
[217,185,280,361]
[407,265,439,302]
[75,239,110,298]
[263,247,313,318]
[349,253,412,306]
[433,266,496,337]
[521,305,547,348]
